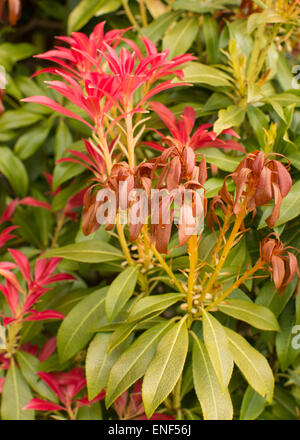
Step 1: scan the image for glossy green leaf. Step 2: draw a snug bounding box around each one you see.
[86,332,130,400]
[255,280,296,317]
[14,117,53,160]
[247,105,269,148]
[1,359,34,420]
[142,318,188,418]
[77,402,103,420]
[203,16,219,64]
[141,11,181,43]
[15,351,58,403]
[192,335,233,420]
[214,105,246,135]
[162,17,199,58]
[275,302,300,371]
[68,0,111,33]
[106,320,174,408]
[0,146,28,197]
[127,293,184,322]
[275,181,300,226]
[54,118,73,160]
[105,266,139,321]
[107,322,137,353]
[57,287,108,362]
[199,148,241,172]
[173,0,240,13]
[202,310,233,390]
[43,241,123,263]
[0,109,42,131]
[181,62,232,88]
[218,299,280,331]
[224,327,274,403]
[240,386,266,420]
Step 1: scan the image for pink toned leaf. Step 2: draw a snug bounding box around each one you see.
[21,96,94,129]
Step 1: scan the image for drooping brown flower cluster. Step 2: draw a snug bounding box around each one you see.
[81,141,208,254]
[0,0,21,26]
[260,233,299,293]
[215,151,292,227]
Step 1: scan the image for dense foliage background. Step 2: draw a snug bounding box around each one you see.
[0,0,300,420]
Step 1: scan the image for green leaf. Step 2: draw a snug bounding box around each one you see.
[275,302,299,371]
[224,327,274,403]
[53,140,85,189]
[205,177,234,198]
[15,351,58,403]
[266,92,300,107]
[173,0,240,13]
[199,148,241,172]
[240,386,266,420]
[42,240,123,263]
[218,299,280,331]
[95,0,121,16]
[54,118,73,160]
[52,179,86,211]
[273,386,298,419]
[255,280,296,317]
[247,105,269,149]
[142,318,188,418]
[203,16,220,64]
[288,152,300,171]
[202,310,233,390]
[106,320,174,408]
[0,43,37,69]
[57,287,108,362]
[107,322,137,353]
[181,62,232,88]
[68,0,106,33]
[86,332,130,400]
[1,359,34,420]
[0,109,42,131]
[127,293,184,322]
[141,11,181,43]
[77,402,103,420]
[214,105,246,135]
[162,17,199,58]
[0,146,28,197]
[192,334,233,420]
[274,181,300,227]
[14,117,53,160]
[105,266,139,321]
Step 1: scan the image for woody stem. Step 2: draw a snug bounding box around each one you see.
[204,258,266,312]
[116,213,134,266]
[122,0,141,31]
[200,206,246,302]
[6,320,22,356]
[150,243,186,294]
[139,0,148,27]
[187,235,198,313]
[125,112,135,170]
[202,207,232,288]
[51,213,65,249]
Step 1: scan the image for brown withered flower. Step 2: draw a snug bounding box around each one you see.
[0,0,21,25]
[220,151,292,227]
[148,143,207,253]
[260,233,299,293]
